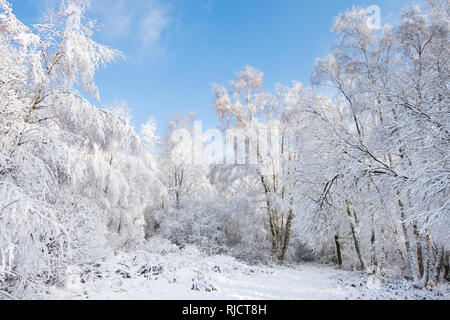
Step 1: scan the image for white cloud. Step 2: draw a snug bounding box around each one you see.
[139,1,169,48]
[92,0,135,38]
[91,0,171,51]
[26,0,172,58]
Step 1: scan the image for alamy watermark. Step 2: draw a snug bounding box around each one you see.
[168,6,381,173]
[170,121,280,176]
[366,5,381,30]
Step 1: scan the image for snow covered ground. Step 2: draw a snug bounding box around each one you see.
[44,239,449,300]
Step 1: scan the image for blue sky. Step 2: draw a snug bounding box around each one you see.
[9,0,412,134]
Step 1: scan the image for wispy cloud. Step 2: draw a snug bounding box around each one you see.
[92,0,135,39]
[91,0,171,54]
[30,0,173,56]
[138,1,169,49]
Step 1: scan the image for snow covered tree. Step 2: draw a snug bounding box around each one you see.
[213,66,299,262]
[0,0,159,298]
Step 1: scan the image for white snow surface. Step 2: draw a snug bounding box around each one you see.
[46,239,449,300]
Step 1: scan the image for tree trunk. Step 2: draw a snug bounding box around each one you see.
[413,223,424,277]
[393,227,406,266]
[398,199,418,283]
[349,222,366,271]
[371,230,377,274]
[347,202,367,271]
[261,176,278,258]
[421,235,431,287]
[335,234,343,267]
[175,191,180,209]
[378,228,388,273]
[430,246,444,286]
[444,252,449,281]
[370,212,377,274]
[269,212,277,257]
[279,209,293,263]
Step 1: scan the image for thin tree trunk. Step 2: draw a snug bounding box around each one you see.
[269,212,277,256]
[335,234,343,267]
[393,227,406,266]
[370,212,377,274]
[371,229,377,274]
[27,36,67,122]
[398,199,418,283]
[349,221,366,271]
[413,223,424,277]
[279,209,293,263]
[444,252,449,281]
[347,202,367,271]
[261,175,278,258]
[426,232,434,264]
[421,234,431,287]
[378,227,388,273]
[430,246,444,286]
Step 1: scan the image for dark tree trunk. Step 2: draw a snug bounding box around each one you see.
[279,209,294,263]
[444,252,449,281]
[335,234,343,267]
[371,228,377,273]
[398,199,418,283]
[413,223,424,277]
[430,246,444,286]
[347,202,367,271]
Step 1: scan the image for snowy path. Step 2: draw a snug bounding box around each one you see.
[101,265,353,300]
[189,265,352,300]
[53,263,355,300]
[47,244,449,300]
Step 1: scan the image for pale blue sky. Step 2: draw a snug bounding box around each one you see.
[9,0,413,134]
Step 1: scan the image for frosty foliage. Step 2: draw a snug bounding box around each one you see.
[0,0,158,298]
[301,2,449,283]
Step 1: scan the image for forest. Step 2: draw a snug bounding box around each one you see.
[0,0,448,299]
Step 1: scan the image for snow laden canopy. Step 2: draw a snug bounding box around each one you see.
[0,0,160,298]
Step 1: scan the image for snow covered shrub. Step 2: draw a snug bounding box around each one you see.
[154,175,228,253]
